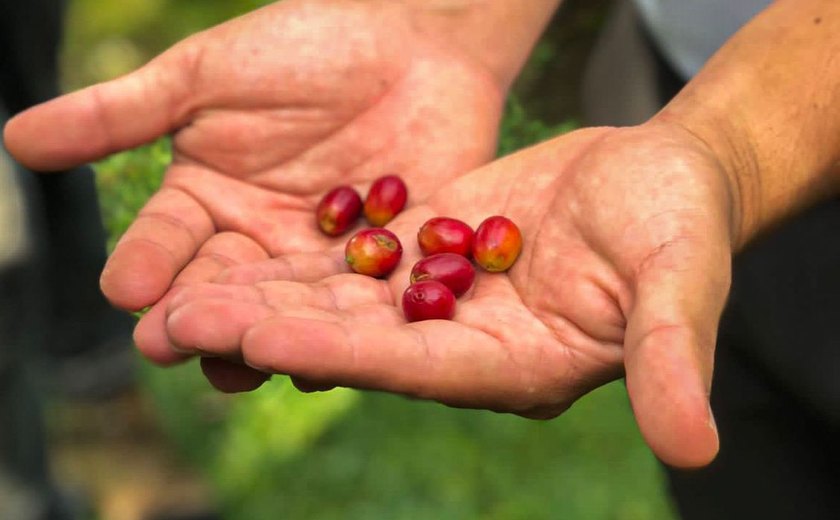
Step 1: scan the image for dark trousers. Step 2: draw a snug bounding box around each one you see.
[1,1,130,518]
[0,0,124,356]
[582,2,840,519]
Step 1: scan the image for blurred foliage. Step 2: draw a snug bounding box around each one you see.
[497,98,577,157]
[62,0,273,89]
[144,365,674,520]
[94,138,170,251]
[83,1,676,519]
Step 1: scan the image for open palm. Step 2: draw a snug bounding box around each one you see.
[3,0,503,313]
[164,123,737,467]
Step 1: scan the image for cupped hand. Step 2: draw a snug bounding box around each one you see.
[164,123,738,467]
[2,0,503,312]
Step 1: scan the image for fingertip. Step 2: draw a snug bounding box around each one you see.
[200,357,271,393]
[5,51,193,171]
[2,95,107,171]
[3,115,20,159]
[3,108,47,170]
[133,302,191,366]
[633,389,719,468]
[215,265,259,285]
[101,241,179,311]
[625,327,719,468]
[165,304,202,354]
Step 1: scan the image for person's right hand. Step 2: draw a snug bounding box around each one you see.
[3,0,504,369]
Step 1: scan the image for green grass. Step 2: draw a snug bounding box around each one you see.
[145,366,675,520]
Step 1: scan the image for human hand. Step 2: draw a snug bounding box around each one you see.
[2,1,504,383]
[164,123,737,467]
[2,0,503,312]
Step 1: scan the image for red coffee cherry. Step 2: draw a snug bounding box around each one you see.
[364,175,408,226]
[345,228,403,277]
[410,253,475,297]
[472,216,523,272]
[402,281,456,322]
[417,217,474,257]
[316,186,363,236]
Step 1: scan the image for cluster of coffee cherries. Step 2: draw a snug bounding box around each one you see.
[316,175,522,322]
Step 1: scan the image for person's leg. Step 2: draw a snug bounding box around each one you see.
[0,1,131,518]
[0,259,54,520]
[0,156,76,518]
[0,0,135,396]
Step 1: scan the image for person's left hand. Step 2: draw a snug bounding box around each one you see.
[2,1,504,385]
[161,122,737,468]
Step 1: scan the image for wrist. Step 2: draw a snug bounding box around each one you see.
[400,0,562,91]
[653,0,840,249]
[653,103,756,250]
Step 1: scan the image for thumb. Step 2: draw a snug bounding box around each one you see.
[623,236,731,468]
[2,45,197,171]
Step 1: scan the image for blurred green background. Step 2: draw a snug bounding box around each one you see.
[62,1,677,519]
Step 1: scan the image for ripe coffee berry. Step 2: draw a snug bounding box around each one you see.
[410,253,475,297]
[345,228,403,277]
[402,280,456,322]
[417,217,474,257]
[472,216,522,272]
[364,175,408,226]
[316,186,362,236]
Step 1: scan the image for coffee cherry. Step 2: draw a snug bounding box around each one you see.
[410,253,475,297]
[402,281,456,322]
[364,175,408,226]
[345,228,403,277]
[316,186,362,236]
[417,217,474,257]
[472,216,522,272]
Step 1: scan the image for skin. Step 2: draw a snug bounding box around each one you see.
[3,0,838,469]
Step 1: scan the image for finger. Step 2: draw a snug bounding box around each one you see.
[290,377,336,394]
[216,250,347,285]
[240,315,558,413]
[166,274,394,356]
[3,47,195,171]
[167,297,275,357]
[200,357,271,393]
[161,164,339,256]
[623,237,731,468]
[134,232,268,365]
[133,295,187,366]
[101,186,216,310]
